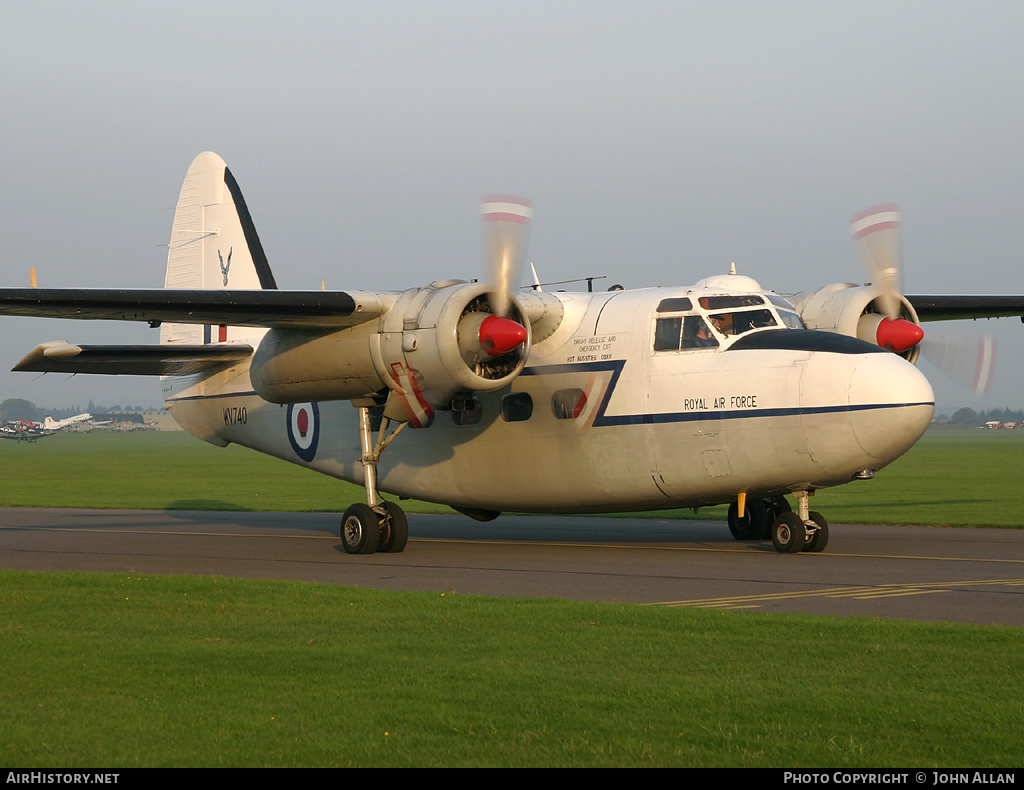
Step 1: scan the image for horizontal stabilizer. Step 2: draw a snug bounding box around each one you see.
[0,288,396,329]
[14,342,253,376]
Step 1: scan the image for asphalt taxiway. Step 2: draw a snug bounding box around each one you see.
[2,507,1024,625]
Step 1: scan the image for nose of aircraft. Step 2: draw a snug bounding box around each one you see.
[848,353,935,465]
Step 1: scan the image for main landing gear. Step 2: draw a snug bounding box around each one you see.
[728,491,829,553]
[340,406,409,555]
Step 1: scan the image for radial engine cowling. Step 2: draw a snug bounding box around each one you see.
[789,283,923,362]
[251,281,531,423]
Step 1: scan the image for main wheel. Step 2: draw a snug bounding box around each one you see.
[378,502,409,554]
[803,511,829,553]
[761,495,791,539]
[340,503,380,555]
[728,498,768,540]
[771,512,806,554]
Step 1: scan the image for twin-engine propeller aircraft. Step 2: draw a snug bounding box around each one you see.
[0,413,92,442]
[0,421,52,443]
[2,153,1023,553]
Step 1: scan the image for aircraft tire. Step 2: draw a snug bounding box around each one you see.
[765,497,794,532]
[803,512,829,553]
[378,502,409,554]
[728,498,768,540]
[341,503,380,555]
[771,512,806,554]
[765,495,792,538]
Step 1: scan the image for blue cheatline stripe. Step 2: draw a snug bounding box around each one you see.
[592,401,935,427]
[521,359,933,428]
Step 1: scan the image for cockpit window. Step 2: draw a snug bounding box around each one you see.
[699,295,764,309]
[654,317,682,350]
[708,309,777,336]
[777,310,805,329]
[685,315,720,347]
[655,315,719,351]
[656,297,693,312]
[766,294,796,310]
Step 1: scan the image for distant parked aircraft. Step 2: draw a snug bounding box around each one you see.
[42,413,92,431]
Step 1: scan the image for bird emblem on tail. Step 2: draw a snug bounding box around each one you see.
[218,247,232,286]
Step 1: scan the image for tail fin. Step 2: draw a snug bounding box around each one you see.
[161,152,276,345]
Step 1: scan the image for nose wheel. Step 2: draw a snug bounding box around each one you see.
[769,491,829,553]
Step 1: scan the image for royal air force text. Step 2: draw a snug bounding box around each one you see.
[682,395,758,411]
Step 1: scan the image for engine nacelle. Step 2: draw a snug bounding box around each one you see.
[250,281,531,423]
[789,283,922,362]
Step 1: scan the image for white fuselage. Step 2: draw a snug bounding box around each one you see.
[163,286,934,513]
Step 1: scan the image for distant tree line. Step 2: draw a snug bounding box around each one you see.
[947,407,1024,425]
[0,398,162,422]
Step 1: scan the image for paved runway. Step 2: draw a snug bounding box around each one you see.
[2,507,1024,626]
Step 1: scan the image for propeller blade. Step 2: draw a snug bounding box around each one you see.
[851,204,902,320]
[481,195,532,317]
[920,332,996,397]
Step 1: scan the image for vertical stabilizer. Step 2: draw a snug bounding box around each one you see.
[161,152,276,346]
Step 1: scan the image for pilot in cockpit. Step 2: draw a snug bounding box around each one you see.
[709,312,734,336]
[683,315,719,348]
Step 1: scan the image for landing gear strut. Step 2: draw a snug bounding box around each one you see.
[340,406,409,555]
[769,490,828,554]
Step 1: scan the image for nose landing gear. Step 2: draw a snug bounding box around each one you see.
[769,490,828,553]
[730,490,829,553]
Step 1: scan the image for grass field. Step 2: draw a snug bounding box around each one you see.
[1,428,1021,528]
[4,570,1024,768]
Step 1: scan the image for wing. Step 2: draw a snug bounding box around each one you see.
[0,288,398,328]
[13,341,254,376]
[906,295,1024,322]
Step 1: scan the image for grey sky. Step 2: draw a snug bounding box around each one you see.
[2,1,1023,413]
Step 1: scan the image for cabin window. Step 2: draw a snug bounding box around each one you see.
[552,388,588,419]
[451,396,482,426]
[501,392,533,422]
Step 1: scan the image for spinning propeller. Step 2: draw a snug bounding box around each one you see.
[850,205,923,354]
[476,195,532,357]
[851,205,994,396]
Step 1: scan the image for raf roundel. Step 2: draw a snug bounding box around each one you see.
[287,402,320,462]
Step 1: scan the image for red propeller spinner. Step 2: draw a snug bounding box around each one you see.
[478,314,528,357]
[875,317,924,354]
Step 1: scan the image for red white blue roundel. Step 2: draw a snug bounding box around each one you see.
[287,402,320,462]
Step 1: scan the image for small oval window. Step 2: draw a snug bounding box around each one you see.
[552,388,588,419]
[501,392,533,422]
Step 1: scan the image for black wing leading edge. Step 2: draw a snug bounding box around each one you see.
[906,295,1024,322]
